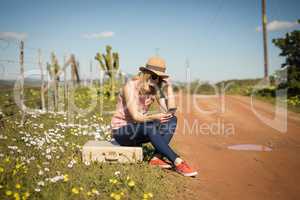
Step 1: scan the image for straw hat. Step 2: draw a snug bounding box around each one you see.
[139,56,169,77]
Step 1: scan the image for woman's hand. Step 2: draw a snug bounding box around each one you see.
[145,96,155,107]
[161,77,172,86]
[153,113,173,123]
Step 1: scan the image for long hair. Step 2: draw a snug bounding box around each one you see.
[132,70,162,96]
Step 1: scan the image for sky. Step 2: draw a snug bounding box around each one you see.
[0,0,300,82]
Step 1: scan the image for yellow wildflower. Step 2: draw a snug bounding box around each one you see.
[110,192,116,198]
[143,192,153,199]
[22,191,30,200]
[23,166,28,174]
[79,187,83,191]
[127,180,135,187]
[16,163,23,169]
[148,193,153,198]
[71,187,79,194]
[109,178,118,184]
[111,193,121,200]
[14,192,20,200]
[0,167,4,173]
[4,157,10,163]
[6,190,13,196]
[63,174,69,182]
[87,191,92,196]
[15,183,21,189]
[91,188,99,194]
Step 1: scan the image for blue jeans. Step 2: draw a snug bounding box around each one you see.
[112,116,179,163]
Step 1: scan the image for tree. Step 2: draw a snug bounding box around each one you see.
[272,19,300,96]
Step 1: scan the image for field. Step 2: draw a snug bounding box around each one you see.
[1,82,300,200]
[0,85,185,200]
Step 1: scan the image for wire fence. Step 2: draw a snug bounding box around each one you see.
[0,37,134,82]
[0,38,136,126]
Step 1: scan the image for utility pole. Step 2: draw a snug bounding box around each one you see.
[262,0,269,80]
[185,59,190,83]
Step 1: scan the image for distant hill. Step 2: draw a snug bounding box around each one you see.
[0,79,42,88]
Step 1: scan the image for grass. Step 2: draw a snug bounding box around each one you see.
[0,85,186,200]
[253,95,300,113]
[182,78,300,113]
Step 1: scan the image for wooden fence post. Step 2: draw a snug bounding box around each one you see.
[19,40,25,125]
[38,49,46,111]
[63,54,67,111]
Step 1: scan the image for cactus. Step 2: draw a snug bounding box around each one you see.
[47,52,60,81]
[47,52,61,110]
[70,54,80,84]
[95,45,120,100]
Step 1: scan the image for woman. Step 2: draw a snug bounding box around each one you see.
[111,56,197,177]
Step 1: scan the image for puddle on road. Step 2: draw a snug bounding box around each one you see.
[227,144,272,152]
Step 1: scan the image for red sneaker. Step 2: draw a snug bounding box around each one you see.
[175,161,198,177]
[149,157,172,169]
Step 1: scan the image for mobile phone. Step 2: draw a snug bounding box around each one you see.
[167,108,177,115]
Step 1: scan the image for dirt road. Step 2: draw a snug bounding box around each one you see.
[172,94,300,200]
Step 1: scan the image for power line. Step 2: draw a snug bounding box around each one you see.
[0,39,71,56]
[209,0,225,27]
[0,59,18,64]
[0,59,39,65]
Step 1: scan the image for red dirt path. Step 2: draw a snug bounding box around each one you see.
[172,94,300,200]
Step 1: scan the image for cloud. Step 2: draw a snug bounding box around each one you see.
[0,32,27,40]
[82,31,114,39]
[256,20,300,32]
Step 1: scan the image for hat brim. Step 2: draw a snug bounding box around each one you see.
[139,66,169,78]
